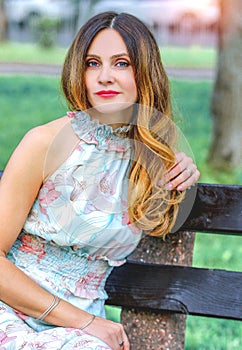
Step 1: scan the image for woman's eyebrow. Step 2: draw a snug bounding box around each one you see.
[86,53,130,59]
[86,54,100,58]
[111,53,130,59]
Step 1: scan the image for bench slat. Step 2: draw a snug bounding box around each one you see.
[180,183,242,234]
[105,261,242,320]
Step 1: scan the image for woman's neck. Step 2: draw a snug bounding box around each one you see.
[88,104,134,129]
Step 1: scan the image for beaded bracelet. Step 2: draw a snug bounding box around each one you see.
[37,294,61,321]
[80,314,96,330]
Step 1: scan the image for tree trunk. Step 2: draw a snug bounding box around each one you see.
[0,0,7,41]
[208,0,242,171]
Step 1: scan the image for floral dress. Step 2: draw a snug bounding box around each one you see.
[0,111,142,349]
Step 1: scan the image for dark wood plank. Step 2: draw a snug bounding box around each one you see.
[105,261,242,320]
[179,183,242,234]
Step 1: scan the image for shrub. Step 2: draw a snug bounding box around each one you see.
[32,17,60,49]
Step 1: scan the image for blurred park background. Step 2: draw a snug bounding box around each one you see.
[0,0,241,349]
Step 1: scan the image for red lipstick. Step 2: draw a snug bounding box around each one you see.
[96,90,120,98]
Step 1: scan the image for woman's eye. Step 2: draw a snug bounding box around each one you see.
[116,61,130,67]
[86,60,99,67]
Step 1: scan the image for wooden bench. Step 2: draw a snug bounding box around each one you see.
[0,170,241,349]
[105,183,242,349]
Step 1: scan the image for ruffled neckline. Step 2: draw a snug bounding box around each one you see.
[68,111,131,152]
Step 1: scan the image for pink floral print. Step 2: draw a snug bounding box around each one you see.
[0,331,17,348]
[39,180,61,219]
[19,234,46,262]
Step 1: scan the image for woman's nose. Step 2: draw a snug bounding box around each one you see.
[98,66,114,85]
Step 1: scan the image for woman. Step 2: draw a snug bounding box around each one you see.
[0,12,200,350]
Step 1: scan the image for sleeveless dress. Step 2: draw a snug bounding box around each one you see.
[0,111,142,349]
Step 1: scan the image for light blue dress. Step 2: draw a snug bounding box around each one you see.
[0,111,142,349]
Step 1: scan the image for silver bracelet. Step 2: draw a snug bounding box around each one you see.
[80,314,96,330]
[37,294,61,321]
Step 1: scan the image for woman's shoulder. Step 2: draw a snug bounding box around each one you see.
[26,115,81,181]
[24,116,69,148]
[4,116,70,181]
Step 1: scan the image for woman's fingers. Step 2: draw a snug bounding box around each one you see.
[86,316,130,350]
[116,325,129,350]
[174,167,200,191]
[159,152,200,191]
[122,332,130,350]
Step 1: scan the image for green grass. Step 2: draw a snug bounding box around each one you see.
[0,76,241,349]
[185,317,241,350]
[0,41,216,69]
[0,42,67,65]
[0,76,67,168]
[161,46,216,69]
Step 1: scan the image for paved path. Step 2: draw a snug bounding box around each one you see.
[0,62,215,80]
[0,63,62,76]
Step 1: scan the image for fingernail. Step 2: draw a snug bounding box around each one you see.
[177,185,183,191]
[158,180,163,186]
[165,183,173,190]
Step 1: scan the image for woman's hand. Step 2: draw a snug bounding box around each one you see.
[160,151,200,191]
[85,316,129,350]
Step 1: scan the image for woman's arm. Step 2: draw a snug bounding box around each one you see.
[0,124,86,326]
[0,123,129,350]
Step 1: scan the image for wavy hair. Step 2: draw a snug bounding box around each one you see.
[61,12,185,237]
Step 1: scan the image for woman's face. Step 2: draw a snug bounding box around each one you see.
[85,29,137,124]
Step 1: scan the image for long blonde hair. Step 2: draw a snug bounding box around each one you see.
[61,12,185,237]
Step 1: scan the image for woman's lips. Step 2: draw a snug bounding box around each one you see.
[95,90,120,98]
